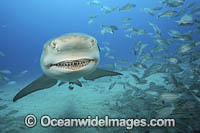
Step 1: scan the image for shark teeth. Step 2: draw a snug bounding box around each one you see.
[48,59,96,70]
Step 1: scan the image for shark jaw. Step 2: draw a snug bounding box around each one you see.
[47,58,98,71]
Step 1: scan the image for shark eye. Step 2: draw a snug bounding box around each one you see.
[49,41,61,52]
[49,41,57,49]
[90,38,96,47]
[52,42,56,48]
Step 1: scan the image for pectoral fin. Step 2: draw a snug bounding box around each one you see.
[84,68,122,80]
[13,74,57,102]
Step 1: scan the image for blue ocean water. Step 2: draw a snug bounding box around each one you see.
[0,0,200,133]
[0,0,198,69]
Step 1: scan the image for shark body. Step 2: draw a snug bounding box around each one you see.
[13,33,122,102]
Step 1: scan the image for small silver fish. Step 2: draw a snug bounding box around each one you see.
[0,51,5,56]
[108,82,117,90]
[7,81,16,85]
[119,3,136,11]
[158,10,177,18]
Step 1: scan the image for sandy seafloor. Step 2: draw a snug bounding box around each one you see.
[0,68,194,133]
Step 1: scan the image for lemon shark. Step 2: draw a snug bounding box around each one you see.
[13,33,122,102]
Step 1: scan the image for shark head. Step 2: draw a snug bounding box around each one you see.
[40,33,100,82]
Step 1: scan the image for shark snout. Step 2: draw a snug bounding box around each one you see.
[49,34,97,52]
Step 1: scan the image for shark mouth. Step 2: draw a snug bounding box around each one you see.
[48,58,97,70]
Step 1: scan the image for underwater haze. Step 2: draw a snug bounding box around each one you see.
[0,0,200,132]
